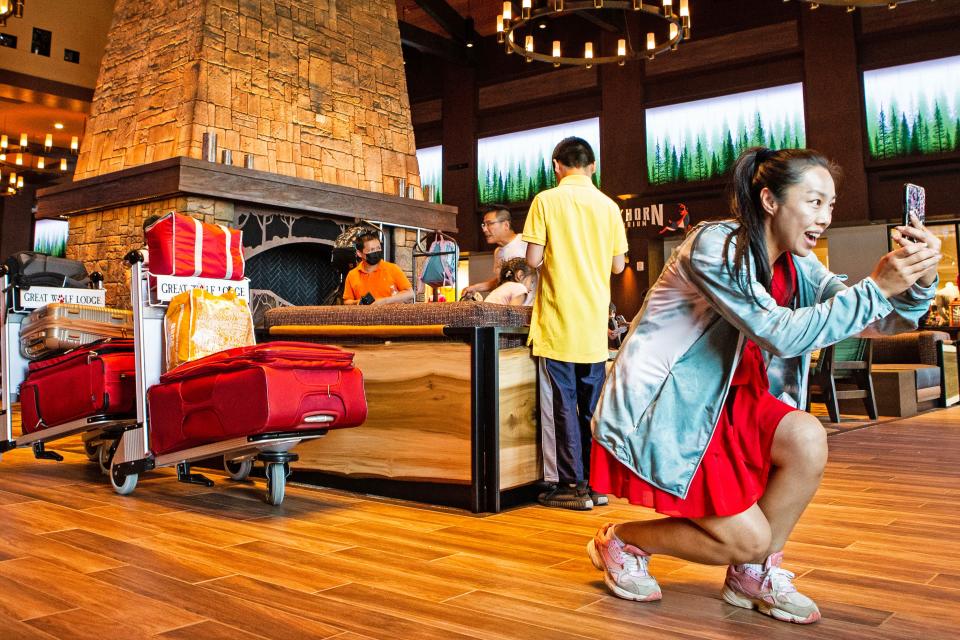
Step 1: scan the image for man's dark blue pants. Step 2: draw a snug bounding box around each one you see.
[541,358,606,485]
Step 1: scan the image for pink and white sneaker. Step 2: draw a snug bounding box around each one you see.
[586,523,662,602]
[722,551,821,624]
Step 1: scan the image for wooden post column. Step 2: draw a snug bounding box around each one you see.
[800,9,869,222]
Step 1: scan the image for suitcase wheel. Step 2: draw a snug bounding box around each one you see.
[265,462,287,506]
[84,440,100,462]
[110,462,138,496]
[224,457,253,482]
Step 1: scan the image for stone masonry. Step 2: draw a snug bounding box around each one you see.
[75,0,421,194]
[66,0,426,305]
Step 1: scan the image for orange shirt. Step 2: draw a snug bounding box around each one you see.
[343,261,412,302]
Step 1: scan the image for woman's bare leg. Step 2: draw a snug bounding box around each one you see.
[613,505,771,566]
[756,410,828,555]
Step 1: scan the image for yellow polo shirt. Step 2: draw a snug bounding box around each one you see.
[522,174,628,363]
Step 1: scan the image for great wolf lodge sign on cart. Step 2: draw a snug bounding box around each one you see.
[18,287,106,310]
[153,275,250,303]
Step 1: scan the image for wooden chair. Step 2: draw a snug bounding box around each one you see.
[807,337,878,423]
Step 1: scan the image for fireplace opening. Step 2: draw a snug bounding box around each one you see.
[246,243,340,327]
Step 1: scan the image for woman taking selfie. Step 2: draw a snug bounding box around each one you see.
[587,147,940,624]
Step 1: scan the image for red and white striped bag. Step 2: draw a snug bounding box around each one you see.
[144,212,245,280]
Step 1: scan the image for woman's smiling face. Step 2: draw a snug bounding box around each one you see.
[763,165,836,261]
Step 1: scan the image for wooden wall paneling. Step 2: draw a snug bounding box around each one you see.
[478,67,598,112]
[442,60,480,251]
[800,8,870,223]
[644,21,800,77]
[867,157,960,222]
[600,51,647,316]
[476,92,601,139]
[496,347,539,491]
[294,342,473,483]
[859,19,960,70]
[858,1,960,34]
[411,98,442,126]
[644,55,804,107]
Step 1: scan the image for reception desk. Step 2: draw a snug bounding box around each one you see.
[263,302,539,513]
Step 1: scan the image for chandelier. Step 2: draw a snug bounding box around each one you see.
[787,0,923,10]
[0,0,23,25]
[496,1,691,68]
[0,130,78,197]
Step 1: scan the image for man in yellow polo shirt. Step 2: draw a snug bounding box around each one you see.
[343,232,414,305]
[524,136,628,511]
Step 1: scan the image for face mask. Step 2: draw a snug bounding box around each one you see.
[365,251,383,266]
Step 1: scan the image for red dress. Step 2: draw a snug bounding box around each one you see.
[590,254,799,518]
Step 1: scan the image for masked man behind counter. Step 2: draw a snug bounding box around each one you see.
[343,232,414,305]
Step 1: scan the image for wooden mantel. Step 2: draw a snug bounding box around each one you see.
[36,157,458,232]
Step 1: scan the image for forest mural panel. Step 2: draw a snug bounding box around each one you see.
[416,145,443,204]
[33,219,69,258]
[863,55,960,160]
[646,84,806,186]
[477,118,601,205]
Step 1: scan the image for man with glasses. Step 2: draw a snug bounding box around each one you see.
[343,232,414,305]
[462,205,533,302]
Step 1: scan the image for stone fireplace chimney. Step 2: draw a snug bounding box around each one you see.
[40,0,455,308]
[75,0,420,192]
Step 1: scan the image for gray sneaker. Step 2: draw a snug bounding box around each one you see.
[538,482,593,510]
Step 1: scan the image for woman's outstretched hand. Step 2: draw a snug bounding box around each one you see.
[892,214,941,288]
[871,217,942,298]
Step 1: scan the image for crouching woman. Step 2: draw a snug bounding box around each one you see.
[586,147,940,624]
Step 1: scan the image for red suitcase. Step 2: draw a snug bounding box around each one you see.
[19,339,137,434]
[146,342,366,456]
[144,211,245,280]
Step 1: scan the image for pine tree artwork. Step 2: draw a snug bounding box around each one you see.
[33,219,69,258]
[477,118,601,205]
[646,83,807,186]
[864,55,960,160]
[415,146,444,204]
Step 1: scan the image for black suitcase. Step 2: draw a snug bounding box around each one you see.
[4,252,90,290]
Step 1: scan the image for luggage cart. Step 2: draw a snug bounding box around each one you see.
[0,267,135,466]
[107,251,338,504]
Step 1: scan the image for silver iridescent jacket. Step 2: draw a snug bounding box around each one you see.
[592,221,936,499]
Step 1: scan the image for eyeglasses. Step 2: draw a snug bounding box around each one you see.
[480,219,506,229]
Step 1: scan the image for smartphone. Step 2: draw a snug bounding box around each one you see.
[903,183,926,228]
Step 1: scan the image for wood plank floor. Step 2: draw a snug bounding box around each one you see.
[1,408,959,639]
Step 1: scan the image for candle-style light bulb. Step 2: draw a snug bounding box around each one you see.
[60,157,68,171]
[37,157,45,169]
[522,0,531,19]
[584,41,594,68]
[44,133,53,151]
[17,176,23,189]
[497,14,504,43]
[0,134,7,149]
[19,133,27,147]
[617,38,626,66]
[502,1,512,22]
[71,136,79,153]
[15,153,22,165]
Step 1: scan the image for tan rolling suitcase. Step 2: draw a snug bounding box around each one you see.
[19,303,133,359]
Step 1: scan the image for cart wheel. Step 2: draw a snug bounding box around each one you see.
[265,462,285,505]
[84,439,100,462]
[110,462,137,496]
[98,444,112,475]
[224,457,253,481]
